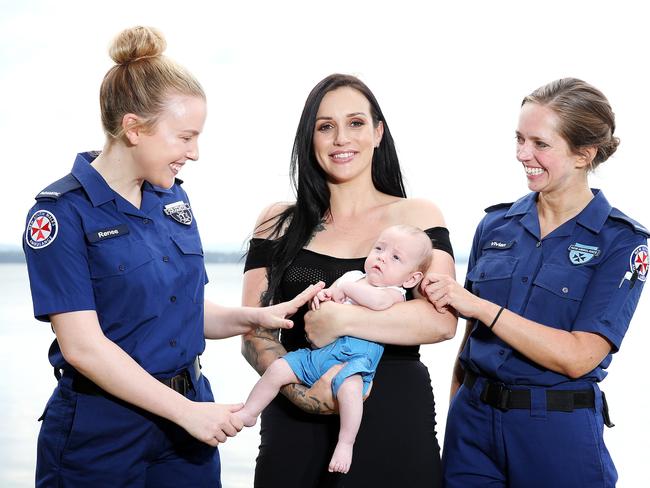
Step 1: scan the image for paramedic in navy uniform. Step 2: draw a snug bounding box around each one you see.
[22,26,322,488]
[423,78,648,488]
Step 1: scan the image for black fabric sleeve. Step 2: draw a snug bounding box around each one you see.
[243,238,277,273]
[424,227,454,260]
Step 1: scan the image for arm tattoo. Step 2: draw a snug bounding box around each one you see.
[281,384,336,415]
[242,327,283,376]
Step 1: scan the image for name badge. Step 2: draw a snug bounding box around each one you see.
[87,224,129,243]
[485,240,515,250]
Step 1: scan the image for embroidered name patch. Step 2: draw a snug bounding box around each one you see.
[568,243,600,265]
[630,245,648,282]
[25,210,58,250]
[86,224,130,243]
[487,240,514,250]
[164,201,193,225]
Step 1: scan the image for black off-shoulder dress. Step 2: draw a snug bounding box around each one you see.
[244,227,453,488]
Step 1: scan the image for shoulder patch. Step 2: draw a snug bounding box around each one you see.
[609,208,650,237]
[25,209,59,249]
[484,202,514,213]
[630,245,648,282]
[35,173,82,201]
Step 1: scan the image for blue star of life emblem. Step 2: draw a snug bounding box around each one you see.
[568,243,600,265]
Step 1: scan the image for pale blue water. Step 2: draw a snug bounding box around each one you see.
[1,263,648,487]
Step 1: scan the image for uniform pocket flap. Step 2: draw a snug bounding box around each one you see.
[467,256,518,282]
[88,240,153,278]
[533,263,591,300]
[171,233,204,256]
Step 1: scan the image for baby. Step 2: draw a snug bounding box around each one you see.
[237,225,433,473]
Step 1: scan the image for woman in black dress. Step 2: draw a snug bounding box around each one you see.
[242,74,457,487]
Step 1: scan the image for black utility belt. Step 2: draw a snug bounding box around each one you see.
[64,356,201,397]
[464,370,594,412]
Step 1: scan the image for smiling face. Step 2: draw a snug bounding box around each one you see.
[132,94,207,188]
[364,226,428,289]
[312,86,383,185]
[516,102,589,195]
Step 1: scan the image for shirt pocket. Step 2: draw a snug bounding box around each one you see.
[87,240,155,318]
[88,240,153,278]
[526,263,592,329]
[466,256,518,306]
[170,233,205,304]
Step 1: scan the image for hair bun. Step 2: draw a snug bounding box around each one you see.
[595,135,620,165]
[109,26,166,65]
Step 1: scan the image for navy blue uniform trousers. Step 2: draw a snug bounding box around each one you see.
[442,377,617,488]
[36,374,221,487]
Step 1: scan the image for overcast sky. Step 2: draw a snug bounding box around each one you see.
[1,0,647,255]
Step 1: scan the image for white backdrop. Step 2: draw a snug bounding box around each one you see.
[0,1,648,486]
[0,0,646,255]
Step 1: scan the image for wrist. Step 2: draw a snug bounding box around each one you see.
[245,306,261,328]
[478,300,503,328]
[342,305,366,336]
[168,393,194,425]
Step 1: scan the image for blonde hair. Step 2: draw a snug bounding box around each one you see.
[390,224,433,273]
[100,26,205,140]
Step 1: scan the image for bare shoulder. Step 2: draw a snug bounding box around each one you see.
[252,201,293,238]
[392,198,446,229]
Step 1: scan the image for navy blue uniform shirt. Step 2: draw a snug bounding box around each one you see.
[461,190,648,386]
[23,152,208,376]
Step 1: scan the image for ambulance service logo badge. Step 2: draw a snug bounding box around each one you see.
[630,245,648,282]
[568,243,600,265]
[163,201,193,225]
[25,210,58,250]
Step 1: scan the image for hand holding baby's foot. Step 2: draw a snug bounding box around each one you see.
[234,408,258,428]
[328,442,353,474]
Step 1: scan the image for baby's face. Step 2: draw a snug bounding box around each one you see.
[364,228,423,287]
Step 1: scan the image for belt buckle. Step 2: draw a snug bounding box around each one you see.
[170,374,188,396]
[481,381,511,412]
[496,384,511,412]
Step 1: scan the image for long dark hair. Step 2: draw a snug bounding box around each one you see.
[259,74,406,305]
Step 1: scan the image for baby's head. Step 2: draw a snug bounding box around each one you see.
[364,225,433,289]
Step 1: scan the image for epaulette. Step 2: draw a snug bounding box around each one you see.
[609,208,650,237]
[35,173,82,201]
[484,202,514,213]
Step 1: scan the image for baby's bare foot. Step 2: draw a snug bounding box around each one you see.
[234,409,258,428]
[328,442,353,474]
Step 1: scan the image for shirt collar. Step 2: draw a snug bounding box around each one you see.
[505,189,612,234]
[576,189,612,234]
[505,192,537,217]
[71,152,116,207]
[72,152,176,206]
[143,180,175,194]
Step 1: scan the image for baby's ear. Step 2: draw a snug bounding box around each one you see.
[403,271,423,289]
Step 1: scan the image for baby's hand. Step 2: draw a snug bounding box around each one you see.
[328,287,347,304]
[311,288,334,310]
